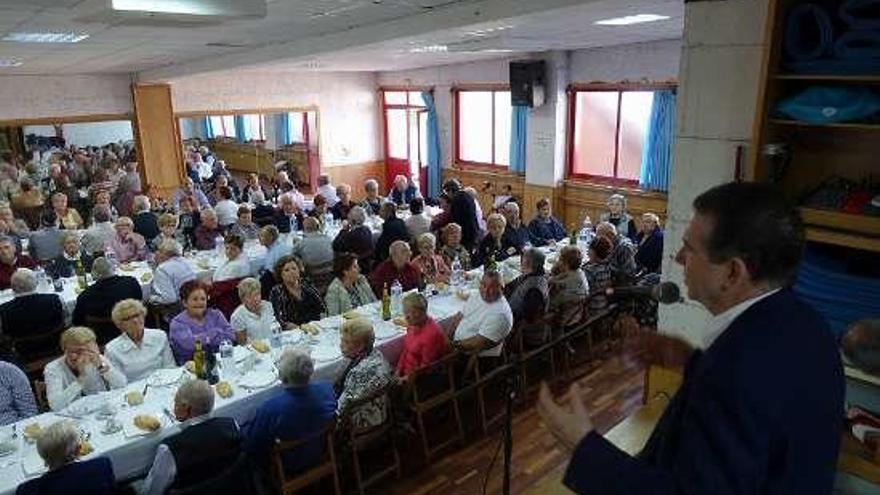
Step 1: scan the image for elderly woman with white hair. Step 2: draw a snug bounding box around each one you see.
[16,421,116,495]
[600,193,638,241]
[193,208,223,251]
[50,192,83,230]
[244,349,336,473]
[361,178,382,215]
[231,277,280,342]
[107,216,147,263]
[412,232,451,284]
[388,174,420,206]
[335,319,393,431]
[105,299,176,382]
[44,327,127,411]
[475,213,519,267]
[51,231,93,278]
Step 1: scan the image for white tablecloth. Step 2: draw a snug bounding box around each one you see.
[0,289,468,494]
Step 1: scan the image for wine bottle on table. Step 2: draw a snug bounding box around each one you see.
[75,258,87,290]
[382,283,391,321]
[193,339,206,380]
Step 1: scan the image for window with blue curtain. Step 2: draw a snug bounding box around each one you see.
[202,117,215,139]
[421,91,442,197]
[639,90,676,192]
[509,106,528,174]
[277,113,291,146]
[234,115,247,143]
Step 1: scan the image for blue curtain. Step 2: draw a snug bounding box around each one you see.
[278,113,291,146]
[234,115,247,143]
[509,106,528,174]
[639,90,677,192]
[422,91,442,198]
[203,117,215,139]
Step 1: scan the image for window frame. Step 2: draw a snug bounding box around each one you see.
[379,87,430,184]
[453,85,514,172]
[566,82,676,186]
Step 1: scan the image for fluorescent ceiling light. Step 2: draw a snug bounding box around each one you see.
[409,44,448,53]
[0,59,23,67]
[594,14,670,26]
[3,32,89,43]
[112,0,218,15]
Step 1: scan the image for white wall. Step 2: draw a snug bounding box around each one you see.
[166,71,380,167]
[23,120,134,147]
[659,0,769,345]
[378,40,682,185]
[0,75,132,121]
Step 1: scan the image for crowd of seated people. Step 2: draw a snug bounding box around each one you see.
[0,145,677,493]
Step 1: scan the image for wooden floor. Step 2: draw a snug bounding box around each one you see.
[373,348,647,495]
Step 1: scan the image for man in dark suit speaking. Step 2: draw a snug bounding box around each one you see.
[539,182,844,494]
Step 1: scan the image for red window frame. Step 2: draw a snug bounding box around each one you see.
[566,82,676,186]
[453,86,512,171]
[380,88,430,194]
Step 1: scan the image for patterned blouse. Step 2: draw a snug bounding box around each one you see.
[335,347,393,432]
[412,254,451,284]
[269,280,326,327]
[440,244,472,271]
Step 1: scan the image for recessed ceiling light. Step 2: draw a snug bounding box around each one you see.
[3,32,89,43]
[0,59,23,68]
[409,44,447,54]
[594,14,670,26]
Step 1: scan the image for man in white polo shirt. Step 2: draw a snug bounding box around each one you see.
[451,270,513,356]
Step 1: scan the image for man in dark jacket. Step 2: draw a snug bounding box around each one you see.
[539,182,844,495]
[0,268,64,364]
[142,379,246,495]
[443,179,479,250]
[131,195,160,245]
[72,257,142,345]
[373,202,409,264]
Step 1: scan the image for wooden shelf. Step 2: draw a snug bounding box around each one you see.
[801,208,880,237]
[773,74,880,83]
[770,119,880,131]
[805,227,880,252]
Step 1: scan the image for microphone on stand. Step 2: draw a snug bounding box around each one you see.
[605,281,683,305]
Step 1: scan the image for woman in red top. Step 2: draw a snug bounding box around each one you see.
[396,292,448,377]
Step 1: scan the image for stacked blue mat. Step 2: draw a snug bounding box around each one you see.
[794,248,880,338]
[785,0,880,74]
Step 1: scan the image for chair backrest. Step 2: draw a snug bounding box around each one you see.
[209,278,243,320]
[84,315,118,348]
[337,380,395,441]
[407,350,459,408]
[306,260,334,297]
[272,424,338,494]
[168,452,258,495]
[33,380,48,412]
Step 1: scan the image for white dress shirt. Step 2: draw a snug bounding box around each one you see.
[105,329,176,382]
[212,255,252,282]
[230,301,279,341]
[317,184,339,207]
[703,288,781,348]
[150,256,197,304]
[454,295,513,357]
[214,199,239,227]
[43,356,127,411]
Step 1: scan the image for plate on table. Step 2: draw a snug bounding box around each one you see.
[123,413,167,438]
[233,345,252,363]
[147,368,185,387]
[311,347,341,363]
[237,370,278,389]
[62,394,109,418]
[118,262,137,272]
[316,315,343,332]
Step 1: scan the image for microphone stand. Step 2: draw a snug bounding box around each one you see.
[502,353,519,495]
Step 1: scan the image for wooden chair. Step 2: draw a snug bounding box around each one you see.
[402,351,465,461]
[169,452,259,495]
[460,352,508,436]
[146,301,181,332]
[271,424,341,495]
[84,314,118,348]
[209,277,243,320]
[337,383,401,495]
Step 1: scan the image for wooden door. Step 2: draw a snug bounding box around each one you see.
[132,83,183,200]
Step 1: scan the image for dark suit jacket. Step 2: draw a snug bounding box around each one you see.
[17,457,114,495]
[72,275,143,345]
[0,293,64,362]
[635,229,664,274]
[273,210,305,234]
[450,191,479,250]
[564,289,844,495]
[133,211,160,244]
[373,217,409,263]
[332,225,374,267]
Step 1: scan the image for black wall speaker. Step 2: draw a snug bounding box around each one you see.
[509,60,546,108]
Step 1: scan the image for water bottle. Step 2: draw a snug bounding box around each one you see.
[269,322,282,349]
[104,245,117,269]
[450,255,463,288]
[289,215,298,234]
[219,340,234,374]
[33,266,46,291]
[390,279,403,315]
[214,235,224,256]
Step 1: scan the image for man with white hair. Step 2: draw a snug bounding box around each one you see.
[17,420,115,495]
[388,174,420,206]
[81,205,116,256]
[369,240,420,297]
[150,239,196,306]
[502,201,533,249]
[292,216,334,271]
[132,195,159,245]
[72,257,142,345]
[244,349,336,473]
[0,268,64,363]
[272,193,305,234]
[450,270,513,357]
[316,173,339,207]
[142,380,243,495]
